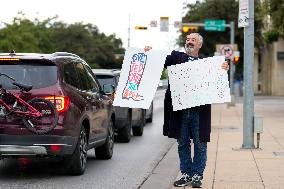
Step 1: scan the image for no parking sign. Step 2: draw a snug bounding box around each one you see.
[220,44,234,60]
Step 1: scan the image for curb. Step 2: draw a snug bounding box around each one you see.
[139,143,179,189]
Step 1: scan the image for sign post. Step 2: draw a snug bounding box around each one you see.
[238,0,249,27]
[240,0,255,149]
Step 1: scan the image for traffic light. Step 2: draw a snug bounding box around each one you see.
[233,55,240,64]
[233,51,240,64]
[135,26,148,30]
[182,26,198,33]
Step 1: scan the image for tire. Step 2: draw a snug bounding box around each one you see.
[64,127,88,175]
[22,98,58,135]
[146,104,153,123]
[95,118,114,159]
[118,112,132,143]
[132,110,145,136]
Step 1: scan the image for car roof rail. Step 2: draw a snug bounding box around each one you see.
[112,69,120,72]
[52,52,80,58]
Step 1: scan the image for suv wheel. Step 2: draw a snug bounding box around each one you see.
[95,119,114,159]
[132,110,145,136]
[146,104,153,123]
[118,111,132,143]
[64,127,88,175]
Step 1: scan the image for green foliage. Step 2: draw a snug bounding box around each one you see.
[261,0,284,38]
[160,69,168,80]
[0,13,125,69]
[179,0,240,57]
[263,30,279,43]
[179,0,264,79]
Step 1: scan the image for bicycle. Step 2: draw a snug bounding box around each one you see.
[0,72,58,134]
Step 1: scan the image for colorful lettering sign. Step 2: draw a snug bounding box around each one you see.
[122,53,147,101]
[113,48,168,109]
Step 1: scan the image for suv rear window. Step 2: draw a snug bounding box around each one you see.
[95,75,117,88]
[0,62,57,89]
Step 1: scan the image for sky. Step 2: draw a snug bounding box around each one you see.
[1,0,196,51]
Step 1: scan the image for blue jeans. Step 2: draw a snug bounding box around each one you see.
[177,109,207,177]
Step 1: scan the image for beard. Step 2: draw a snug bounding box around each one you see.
[184,44,195,53]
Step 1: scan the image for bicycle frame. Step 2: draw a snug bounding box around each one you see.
[0,89,42,118]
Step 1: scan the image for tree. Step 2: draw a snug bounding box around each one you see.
[179,0,264,79]
[0,16,52,53]
[0,14,125,69]
[261,0,284,42]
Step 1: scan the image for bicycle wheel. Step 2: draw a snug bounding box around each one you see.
[22,98,58,135]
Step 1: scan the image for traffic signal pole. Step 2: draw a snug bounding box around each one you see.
[230,21,236,106]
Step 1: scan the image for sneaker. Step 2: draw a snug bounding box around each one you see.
[173,173,192,187]
[191,174,203,188]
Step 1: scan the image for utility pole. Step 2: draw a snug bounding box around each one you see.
[128,14,130,47]
[242,0,255,148]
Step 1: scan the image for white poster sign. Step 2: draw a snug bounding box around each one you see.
[167,56,231,111]
[238,0,249,28]
[113,47,168,109]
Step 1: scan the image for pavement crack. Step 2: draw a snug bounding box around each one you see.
[212,129,220,189]
[251,150,266,189]
[212,106,221,189]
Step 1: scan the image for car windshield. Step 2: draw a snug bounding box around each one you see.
[95,75,117,88]
[0,61,57,89]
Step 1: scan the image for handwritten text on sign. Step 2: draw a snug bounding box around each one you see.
[167,56,231,111]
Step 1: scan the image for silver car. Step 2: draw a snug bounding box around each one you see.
[92,69,153,143]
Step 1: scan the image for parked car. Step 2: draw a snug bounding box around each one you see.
[92,69,153,143]
[158,79,168,89]
[0,52,115,175]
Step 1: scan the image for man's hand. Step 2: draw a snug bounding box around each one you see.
[221,61,229,71]
[144,46,152,52]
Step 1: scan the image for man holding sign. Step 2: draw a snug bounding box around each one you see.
[145,33,229,188]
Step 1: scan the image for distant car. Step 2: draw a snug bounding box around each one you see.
[92,69,153,143]
[0,52,115,175]
[158,79,168,89]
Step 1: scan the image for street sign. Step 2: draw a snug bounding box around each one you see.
[204,19,225,31]
[238,0,249,27]
[220,44,234,59]
[150,20,157,27]
[160,17,169,32]
[174,21,181,28]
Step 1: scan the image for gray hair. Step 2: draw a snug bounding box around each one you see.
[189,33,203,46]
[193,33,203,46]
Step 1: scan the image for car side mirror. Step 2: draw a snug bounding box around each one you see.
[102,84,114,95]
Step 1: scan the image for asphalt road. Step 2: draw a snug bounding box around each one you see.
[0,89,176,189]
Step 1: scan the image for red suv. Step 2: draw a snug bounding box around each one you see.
[0,52,115,175]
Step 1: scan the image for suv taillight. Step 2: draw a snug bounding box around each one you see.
[44,96,70,113]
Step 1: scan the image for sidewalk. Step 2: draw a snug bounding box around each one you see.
[172,96,284,189]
